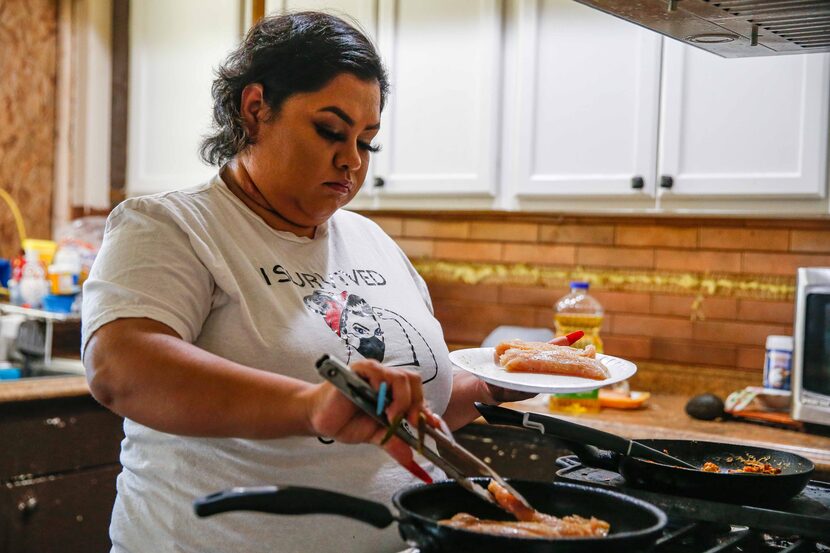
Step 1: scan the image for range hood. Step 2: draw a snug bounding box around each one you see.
[573,0,830,57]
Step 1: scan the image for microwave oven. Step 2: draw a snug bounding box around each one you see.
[792,268,830,427]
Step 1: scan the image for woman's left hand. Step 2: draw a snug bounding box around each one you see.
[481,382,537,403]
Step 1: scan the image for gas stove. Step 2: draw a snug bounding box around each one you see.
[554,455,830,552]
[398,455,829,553]
[399,424,830,552]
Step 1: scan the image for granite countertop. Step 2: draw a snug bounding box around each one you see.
[3,375,829,476]
[502,394,830,477]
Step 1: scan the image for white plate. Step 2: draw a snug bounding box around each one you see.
[448,347,637,394]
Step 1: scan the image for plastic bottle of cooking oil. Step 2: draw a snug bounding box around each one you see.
[549,281,604,414]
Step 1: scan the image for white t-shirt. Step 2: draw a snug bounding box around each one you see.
[81,175,453,553]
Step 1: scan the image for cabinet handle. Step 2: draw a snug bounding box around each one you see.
[373,176,385,188]
[660,175,674,189]
[17,495,38,516]
[631,176,645,190]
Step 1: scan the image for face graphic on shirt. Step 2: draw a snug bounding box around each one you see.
[303,289,438,383]
[340,296,385,361]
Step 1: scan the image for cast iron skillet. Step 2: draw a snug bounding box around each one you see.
[570,438,815,505]
[476,403,815,506]
[194,479,667,553]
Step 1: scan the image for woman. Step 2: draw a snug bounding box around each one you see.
[83,12,547,553]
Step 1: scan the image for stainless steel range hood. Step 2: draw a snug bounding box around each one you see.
[573,0,830,57]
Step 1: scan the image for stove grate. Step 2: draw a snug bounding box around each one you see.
[555,455,830,551]
[651,523,827,552]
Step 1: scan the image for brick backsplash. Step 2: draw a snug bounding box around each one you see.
[362,211,830,389]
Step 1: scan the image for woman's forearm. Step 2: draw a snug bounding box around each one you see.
[85,318,316,439]
[441,370,491,430]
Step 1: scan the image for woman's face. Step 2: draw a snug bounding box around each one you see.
[240,73,381,230]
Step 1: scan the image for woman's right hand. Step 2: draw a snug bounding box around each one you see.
[303,359,435,472]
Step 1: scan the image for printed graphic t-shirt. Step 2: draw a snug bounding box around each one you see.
[81,175,453,553]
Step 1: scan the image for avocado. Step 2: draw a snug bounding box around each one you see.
[685,393,725,421]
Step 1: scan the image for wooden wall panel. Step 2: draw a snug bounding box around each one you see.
[0,0,57,259]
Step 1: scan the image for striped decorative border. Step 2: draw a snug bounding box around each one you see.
[412,259,795,302]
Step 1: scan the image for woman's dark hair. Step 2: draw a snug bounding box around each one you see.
[200,11,389,166]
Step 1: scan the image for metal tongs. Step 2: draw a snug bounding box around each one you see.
[315,354,535,515]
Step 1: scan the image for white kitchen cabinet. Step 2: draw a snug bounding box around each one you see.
[505,0,829,213]
[122,0,830,215]
[658,42,830,201]
[507,0,662,201]
[126,0,243,196]
[369,0,503,198]
[275,0,376,35]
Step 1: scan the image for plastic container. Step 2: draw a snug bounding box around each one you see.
[42,293,78,313]
[55,216,107,287]
[18,250,49,308]
[21,238,57,266]
[0,258,10,288]
[48,271,79,295]
[552,282,604,352]
[48,247,82,295]
[0,364,22,380]
[763,335,793,391]
[549,281,604,414]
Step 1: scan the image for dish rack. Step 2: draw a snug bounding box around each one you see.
[0,303,82,373]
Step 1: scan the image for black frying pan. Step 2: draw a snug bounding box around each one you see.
[476,403,815,506]
[194,479,667,553]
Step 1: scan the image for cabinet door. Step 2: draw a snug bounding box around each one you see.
[278,0,376,34]
[371,0,502,196]
[0,397,122,553]
[509,0,662,199]
[127,0,243,196]
[658,42,830,199]
[2,465,120,553]
[0,396,124,478]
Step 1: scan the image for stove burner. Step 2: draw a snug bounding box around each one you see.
[398,457,829,553]
[555,455,830,549]
[571,464,626,486]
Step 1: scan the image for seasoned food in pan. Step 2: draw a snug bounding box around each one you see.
[439,480,611,538]
[702,456,782,475]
